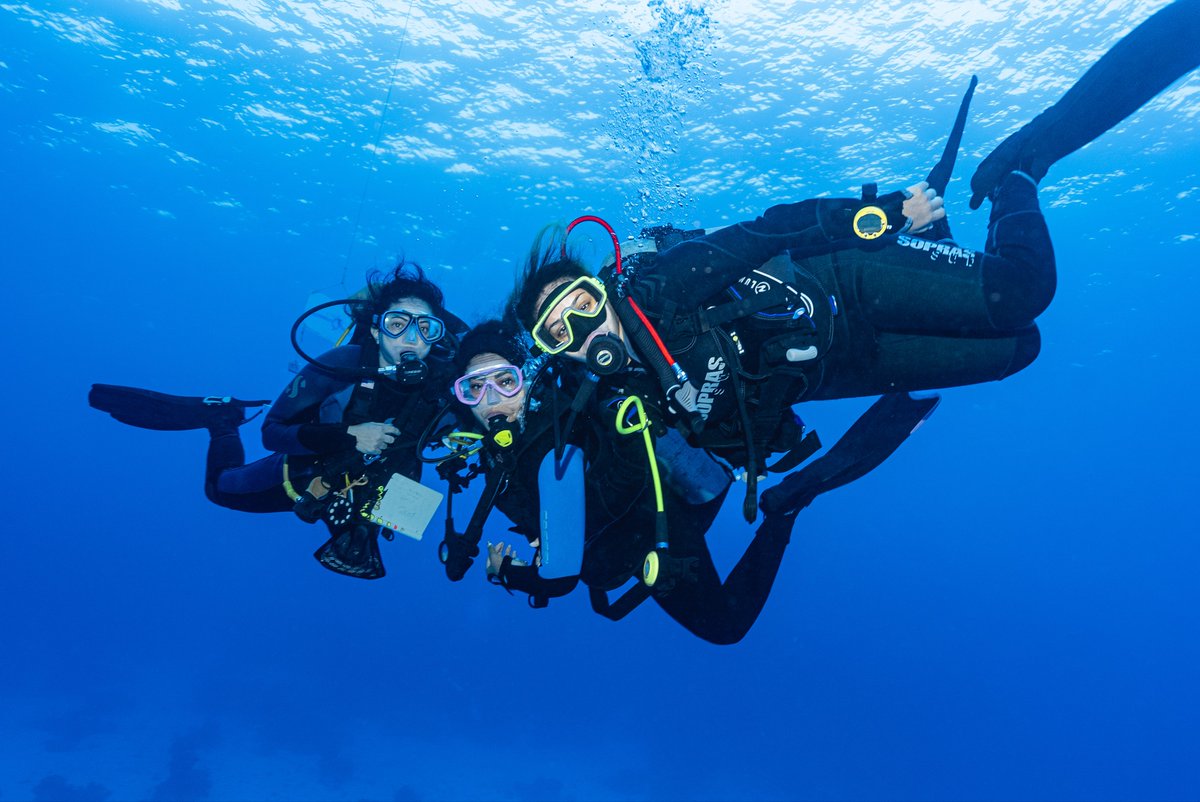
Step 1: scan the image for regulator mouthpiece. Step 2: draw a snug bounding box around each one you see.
[487,414,517,451]
[388,351,429,385]
[586,334,627,376]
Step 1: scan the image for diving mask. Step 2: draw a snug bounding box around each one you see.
[531,275,609,355]
[453,364,525,406]
[376,309,446,344]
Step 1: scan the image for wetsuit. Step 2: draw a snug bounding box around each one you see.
[477,374,795,645]
[620,169,1051,432]
[204,344,442,513]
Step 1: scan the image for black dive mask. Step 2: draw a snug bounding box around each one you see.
[586,333,627,376]
[391,351,429,385]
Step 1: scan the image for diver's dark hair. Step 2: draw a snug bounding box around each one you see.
[358,260,445,324]
[509,224,591,332]
[454,319,530,376]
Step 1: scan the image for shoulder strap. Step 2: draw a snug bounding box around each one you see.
[588,582,653,621]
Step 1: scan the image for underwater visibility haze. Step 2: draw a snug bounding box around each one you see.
[2,0,1199,799]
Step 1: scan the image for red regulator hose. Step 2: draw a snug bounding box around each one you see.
[562,215,684,380]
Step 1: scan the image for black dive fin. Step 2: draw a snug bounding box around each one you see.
[970,0,1200,209]
[88,383,269,431]
[920,74,978,241]
[926,74,978,198]
[759,392,940,516]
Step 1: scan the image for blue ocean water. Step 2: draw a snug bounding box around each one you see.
[2,0,1198,800]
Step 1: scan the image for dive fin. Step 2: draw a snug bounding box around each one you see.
[919,74,977,242]
[970,0,1200,209]
[759,392,940,516]
[88,383,269,431]
[926,74,978,197]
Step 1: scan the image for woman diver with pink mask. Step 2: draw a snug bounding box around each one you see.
[439,318,925,643]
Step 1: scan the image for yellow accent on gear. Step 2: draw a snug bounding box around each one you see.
[281,456,301,501]
[643,550,660,587]
[443,430,484,457]
[614,396,664,515]
[852,205,888,240]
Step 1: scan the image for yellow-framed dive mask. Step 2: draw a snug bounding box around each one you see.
[530,275,610,355]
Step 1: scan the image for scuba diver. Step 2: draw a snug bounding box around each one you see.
[89,262,466,579]
[511,0,1200,523]
[436,320,936,644]
[509,74,1050,522]
[436,320,595,604]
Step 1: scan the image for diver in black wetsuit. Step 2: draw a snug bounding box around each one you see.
[438,321,933,644]
[512,0,1200,521]
[503,72,1054,522]
[509,164,1047,517]
[89,263,465,578]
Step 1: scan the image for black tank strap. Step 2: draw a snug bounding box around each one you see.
[589,582,653,621]
[696,288,793,332]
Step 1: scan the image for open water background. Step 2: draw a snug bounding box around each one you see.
[2,1,1198,800]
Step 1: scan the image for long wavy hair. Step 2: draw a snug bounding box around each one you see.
[508,224,592,334]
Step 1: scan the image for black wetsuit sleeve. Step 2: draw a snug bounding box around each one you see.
[480,472,577,600]
[261,346,361,456]
[495,557,579,599]
[650,194,908,307]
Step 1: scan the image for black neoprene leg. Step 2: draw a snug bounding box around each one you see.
[796,171,1052,400]
[812,325,1041,400]
[846,172,1053,332]
[205,430,244,491]
[652,507,796,645]
[982,171,1057,328]
[204,441,297,514]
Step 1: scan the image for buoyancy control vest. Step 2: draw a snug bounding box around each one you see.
[605,226,832,518]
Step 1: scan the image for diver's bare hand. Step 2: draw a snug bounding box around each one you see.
[348,421,399,454]
[486,541,518,577]
[901,181,946,233]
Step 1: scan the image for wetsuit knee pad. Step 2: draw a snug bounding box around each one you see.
[983,174,1056,329]
[1005,325,1042,378]
[206,452,296,513]
[983,236,1057,329]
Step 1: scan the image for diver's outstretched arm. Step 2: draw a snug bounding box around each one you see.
[970,0,1200,208]
[653,185,943,308]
